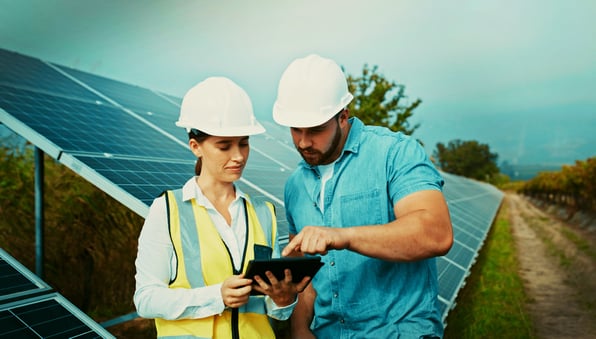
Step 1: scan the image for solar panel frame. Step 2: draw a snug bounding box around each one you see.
[0,248,52,305]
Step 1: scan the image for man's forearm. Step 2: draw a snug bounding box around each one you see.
[291,283,315,338]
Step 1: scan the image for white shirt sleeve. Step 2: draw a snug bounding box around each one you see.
[265,295,297,320]
[133,196,226,320]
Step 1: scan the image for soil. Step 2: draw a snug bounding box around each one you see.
[507,192,596,338]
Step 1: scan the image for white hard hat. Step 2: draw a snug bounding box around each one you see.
[176,77,265,136]
[273,54,353,128]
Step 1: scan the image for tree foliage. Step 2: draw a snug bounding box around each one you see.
[433,139,500,182]
[346,64,420,135]
[520,157,596,212]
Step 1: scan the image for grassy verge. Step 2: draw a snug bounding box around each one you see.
[444,199,535,338]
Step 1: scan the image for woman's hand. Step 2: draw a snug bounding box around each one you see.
[221,274,252,308]
[252,269,311,307]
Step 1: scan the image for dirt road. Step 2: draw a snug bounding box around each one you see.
[507,193,596,338]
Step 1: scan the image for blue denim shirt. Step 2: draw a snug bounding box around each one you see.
[285,118,445,338]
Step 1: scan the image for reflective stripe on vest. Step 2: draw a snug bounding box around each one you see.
[155,190,276,339]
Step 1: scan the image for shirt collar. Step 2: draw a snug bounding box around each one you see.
[343,117,363,154]
[181,177,247,205]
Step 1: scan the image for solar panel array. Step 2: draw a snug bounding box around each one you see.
[0,248,115,338]
[438,172,503,322]
[0,47,503,327]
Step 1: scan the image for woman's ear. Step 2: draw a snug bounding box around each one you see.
[189,139,202,158]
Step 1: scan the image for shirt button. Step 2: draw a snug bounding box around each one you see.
[340,319,345,324]
[330,261,335,266]
[333,293,338,298]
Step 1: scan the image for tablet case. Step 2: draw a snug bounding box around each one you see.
[245,257,323,295]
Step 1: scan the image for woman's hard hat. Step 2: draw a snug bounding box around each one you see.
[176,77,265,136]
[273,54,353,128]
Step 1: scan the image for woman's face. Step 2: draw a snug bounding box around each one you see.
[190,136,250,183]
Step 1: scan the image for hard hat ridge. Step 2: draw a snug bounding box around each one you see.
[176,76,265,136]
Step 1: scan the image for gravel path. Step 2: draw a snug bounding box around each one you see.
[507,193,596,338]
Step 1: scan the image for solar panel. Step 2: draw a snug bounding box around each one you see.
[438,172,504,322]
[0,47,503,327]
[0,248,51,305]
[0,248,115,338]
[0,48,295,233]
[0,293,115,338]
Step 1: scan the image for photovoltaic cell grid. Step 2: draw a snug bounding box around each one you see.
[0,48,503,326]
[0,85,188,160]
[0,48,294,227]
[0,294,115,339]
[0,49,100,103]
[53,64,184,139]
[438,172,504,322]
[0,248,115,338]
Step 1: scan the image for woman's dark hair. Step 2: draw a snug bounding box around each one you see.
[189,129,210,175]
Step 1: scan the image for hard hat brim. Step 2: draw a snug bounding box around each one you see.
[272,92,353,128]
[175,120,266,136]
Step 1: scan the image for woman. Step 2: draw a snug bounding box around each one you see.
[134,77,309,338]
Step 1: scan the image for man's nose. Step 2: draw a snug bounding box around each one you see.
[296,131,312,149]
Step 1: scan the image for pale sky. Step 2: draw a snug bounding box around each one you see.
[1,0,595,166]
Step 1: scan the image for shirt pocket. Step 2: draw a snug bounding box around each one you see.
[339,189,383,226]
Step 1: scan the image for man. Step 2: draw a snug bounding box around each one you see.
[273,54,453,338]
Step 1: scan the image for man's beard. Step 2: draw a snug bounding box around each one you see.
[297,121,342,166]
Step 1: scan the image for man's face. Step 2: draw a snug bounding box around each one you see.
[290,116,342,166]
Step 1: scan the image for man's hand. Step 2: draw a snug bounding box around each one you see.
[252,269,311,307]
[221,274,252,308]
[281,226,349,256]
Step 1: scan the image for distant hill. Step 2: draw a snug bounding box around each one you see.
[499,162,564,181]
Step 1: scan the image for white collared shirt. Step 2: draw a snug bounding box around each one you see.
[194,182,246,271]
[318,160,337,213]
[133,177,295,320]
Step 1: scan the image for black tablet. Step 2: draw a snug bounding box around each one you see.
[245,257,323,294]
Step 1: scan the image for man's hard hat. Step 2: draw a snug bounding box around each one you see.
[176,77,265,136]
[272,54,353,128]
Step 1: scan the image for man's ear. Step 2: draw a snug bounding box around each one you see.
[339,108,350,124]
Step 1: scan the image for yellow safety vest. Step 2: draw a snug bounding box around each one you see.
[155,190,277,339]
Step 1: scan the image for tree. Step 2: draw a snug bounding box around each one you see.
[433,139,500,182]
[346,64,420,135]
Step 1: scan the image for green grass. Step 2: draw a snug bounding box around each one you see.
[527,218,574,269]
[444,201,535,338]
[560,227,596,261]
